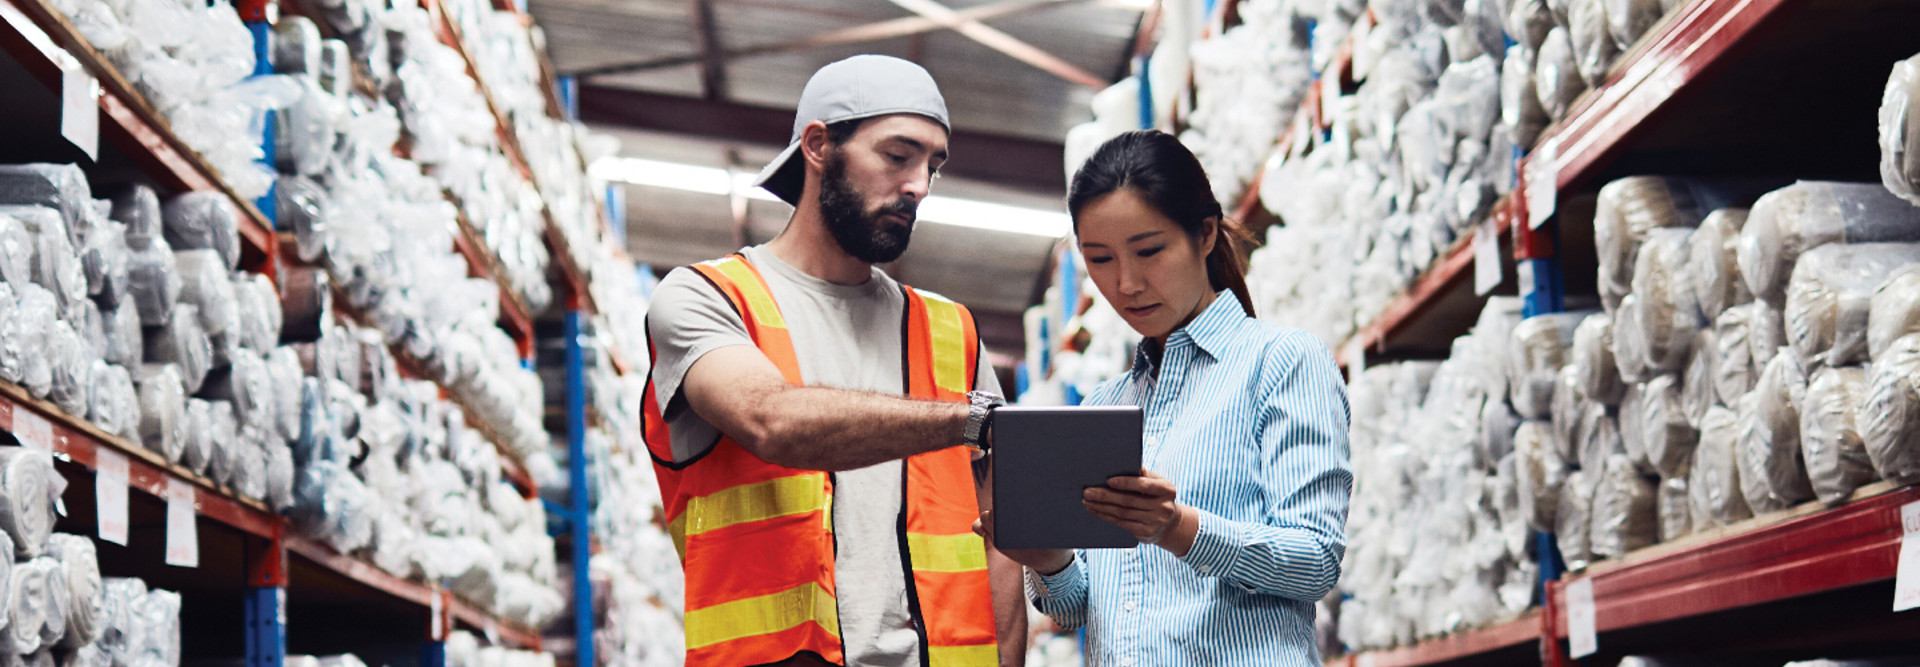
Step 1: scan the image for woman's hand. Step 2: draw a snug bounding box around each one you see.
[973,510,1074,575]
[1083,469,1200,557]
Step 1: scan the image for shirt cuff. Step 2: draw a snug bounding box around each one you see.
[1025,557,1087,602]
[1178,507,1243,578]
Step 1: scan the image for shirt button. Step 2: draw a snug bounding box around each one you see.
[1124,600,1137,612]
[1122,657,1136,667]
[1146,436,1159,448]
[1198,565,1211,575]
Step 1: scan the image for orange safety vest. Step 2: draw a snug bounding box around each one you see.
[642,254,999,667]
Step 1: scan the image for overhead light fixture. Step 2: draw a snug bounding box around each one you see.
[591,156,1072,238]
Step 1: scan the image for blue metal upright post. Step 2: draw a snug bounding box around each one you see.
[241,0,277,227]
[564,309,594,667]
[1516,181,1567,606]
[244,526,287,667]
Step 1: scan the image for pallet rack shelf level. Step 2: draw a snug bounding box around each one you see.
[1343,612,1543,667]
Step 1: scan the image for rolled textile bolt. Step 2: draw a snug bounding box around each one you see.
[1785,242,1920,369]
[0,164,91,247]
[1577,405,1624,474]
[1590,453,1659,561]
[1682,331,1718,428]
[125,236,181,327]
[1864,333,1920,486]
[1619,381,1650,471]
[160,192,240,272]
[1657,475,1691,542]
[1551,366,1589,464]
[39,557,66,648]
[136,364,187,462]
[1605,0,1663,51]
[277,263,329,344]
[1630,229,1704,374]
[1515,421,1567,532]
[47,535,102,649]
[1640,374,1699,479]
[1557,468,1598,571]
[1688,209,1754,321]
[5,550,47,654]
[1567,0,1618,86]
[0,214,32,289]
[1507,0,1556,51]
[46,321,90,418]
[105,185,161,246]
[97,577,146,666]
[1738,181,1920,307]
[1869,264,1920,361]
[80,220,131,310]
[1612,295,1656,383]
[1739,352,1816,512]
[1713,304,1759,404]
[1879,53,1920,205]
[144,303,211,395]
[8,285,59,398]
[136,589,181,667]
[1511,312,1590,420]
[0,449,60,559]
[1535,27,1587,121]
[1574,312,1628,405]
[1800,366,1876,507]
[1691,403,1753,530]
[1751,301,1788,369]
[182,399,213,476]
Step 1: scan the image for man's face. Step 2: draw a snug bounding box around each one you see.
[816,115,949,264]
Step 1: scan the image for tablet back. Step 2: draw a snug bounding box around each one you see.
[991,405,1143,549]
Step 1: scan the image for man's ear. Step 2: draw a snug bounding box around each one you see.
[799,121,833,172]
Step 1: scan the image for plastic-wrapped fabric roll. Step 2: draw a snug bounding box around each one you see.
[0,165,89,247]
[5,558,46,654]
[1551,366,1588,463]
[1752,303,1788,369]
[1515,421,1566,532]
[125,235,179,327]
[1691,403,1753,530]
[135,589,179,667]
[97,577,144,667]
[291,460,376,554]
[1639,374,1698,478]
[1870,264,1920,361]
[57,644,104,667]
[1713,304,1759,403]
[144,304,210,395]
[1511,313,1588,419]
[208,401,239,488]
[0,448,60,559]
[1595,177,1735,309]
[1619,381,1649,470]
[1881,53,1920,205]
[266,441,295,512]
[1604,0,1663,51]
[1612,294,1657,383]
[106,185,160,246]
[1507,0,1556,51]
[47,535,101,649]
[268,347,304,443]
[276,79,336,178]
[203,350,274,440]
[1535,26,1587,121]
[1556,469,1597,571]
[101,303,142,369]
[1866,333,1920,485]
[88,362,137,440]
[1688,209,1753,320]
[1785,242,1920,369]
[1502,48,1548,148]
[271,15,321,74]
[1567,0,1618,86]
[173,250,239,341]
[275,176,330,265]
[1657,475,1691,542]
[5,285,58,397]
[136,365,187,462]
[182,399,213,476]
[1738,181,1920,306]
[1590,453,1659,561]
[160,192,240,272]
[47,321,89,418]
[1482,397,1522,465]
[237,272,281,352]
[1682,330,1717,427]
[0,214,32,289]
[236,439,268,503]
[80,221,129,310]
[41,557,67,648]
[1800,366,1876,506]
[1630,229,1704,373]
[1740,352,1815,512]
[1573,312,1628,405]
[9,206,87,323]
[1577,405,1623,474]
[0,284,18,385]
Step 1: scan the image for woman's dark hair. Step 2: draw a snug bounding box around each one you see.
[1067,130,1257,318]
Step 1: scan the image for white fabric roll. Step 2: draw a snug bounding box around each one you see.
[1516,421,1566,532]
[1866,333,1920,485]
[1713,304,1759,404]
[1657,475,1691,542]
[1595,177,1711,310]
[1567,0,1618,85]
[6,557,48,654]
[1612,295,1656,383]
[1738,181,1920,306]
[1590,453,1659,561]
[1536,27,1587,121]
[1507,0,1556,51]
[1604,0,1663,51]
[1690,403,1753,530]
[1577,405,1623,474]
[134,589,179,667]
[1502,48,1548,148]
[0,448,60,559]
[1688,209,1753,320]
[1682,330,1717,428]
[1573,312,1627,404]
[1631,229,1704,372]
[1640,374,1698,478]
[1557,469,1597,571]
[1869,264,1920,361]
[40,558,67,648]
[1880,53,1920,205]
[47,535,101,649]
[1740,352,1815,512]
[1619,382,1650,470]
[1785,242,1920,369]
[97,578,145,667]
[1551,367,1588,464]
[181,399,213,476]
[1510,312,1589,419]
[1799,366,1876,506]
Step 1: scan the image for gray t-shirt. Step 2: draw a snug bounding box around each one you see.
[646,244,1000,667]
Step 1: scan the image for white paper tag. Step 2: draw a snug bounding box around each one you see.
[1893,501,1920,611]
[61,64,99,161]
[95,448,128,546]
[1526,140,1559,230]
[429,588,445,640]
[13,409,51,453]
[1567,578,1598,658]
[484,617,500,646]
[1343,338,1366,378]
[164,478,198,567]
[1474,219,1503,295]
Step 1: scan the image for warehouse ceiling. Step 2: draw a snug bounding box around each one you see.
[530,0,1156,359]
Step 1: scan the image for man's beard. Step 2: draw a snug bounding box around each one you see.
[818,150,916,264]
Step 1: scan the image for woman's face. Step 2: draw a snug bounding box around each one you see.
[1076,188,1217,341]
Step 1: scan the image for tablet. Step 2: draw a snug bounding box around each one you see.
[991,405,1143,550]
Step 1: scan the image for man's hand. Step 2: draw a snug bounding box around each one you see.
[972,510,1073,575]
[1083,469,1200,557]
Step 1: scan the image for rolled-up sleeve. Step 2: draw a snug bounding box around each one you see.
[1024,554,1091,629]
[1178,330,1352,601]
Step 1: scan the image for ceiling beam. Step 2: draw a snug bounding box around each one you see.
[563,0,1094,79]
[881,0,1108,89]
[687,0,728,100]
[578,85,1067,193]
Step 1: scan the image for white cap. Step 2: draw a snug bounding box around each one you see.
[754,55,951,205]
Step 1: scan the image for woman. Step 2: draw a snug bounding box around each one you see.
[981,130,1351,666]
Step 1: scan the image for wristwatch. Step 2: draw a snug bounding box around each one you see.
[962,391,1004,453]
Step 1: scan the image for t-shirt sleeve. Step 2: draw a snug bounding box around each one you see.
[645,268,757,462]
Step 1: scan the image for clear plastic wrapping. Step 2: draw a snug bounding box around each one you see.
[1870,264,1920,361]
[6,556,48,654]
[1595,177,1711,310]
[208,401,239,489]
[275,176,329,264]
[1604,0,1664,51]
[160,192,240,272]
[0,165,90,246]
[1713,303,1759,403]
[136,365,188,466]
[47,321,90,418]
[1751,302,1788,369]
[1535,27,1587,120]
[1657,475,1691,542]
[134,588,179,667]
[1881,53,1920,205]
[1590,453,1659,561]
[1690,403,1752,530]
[81,221,131,311]
[1557,469,1597,571]
[0,448,61,559]
[1640,374,1698,478]
[97,578,144,667]
[125,236,180,327]
[182,399,212,476]
[1785,242,1920,369]
[106,185,161,246]
[1516,420,1567,531]
[88,362,137,440]
[1612,294,1655,383]
[174,250,239,341]
[1567,0,1618,85]
[238,272,282,352]
[1510,313,1589,419]
[1573,312,1628,404]
[1740,353,1815,512]
[9,285,58,397]
[8,206,87,324]
[41,557,68,648]
[1577,405,1623,474]
[1507,0,1556,51]
[1799,366,1876,506]
[1552,366,1589,463]
[0,214,32,289]
[144,304,211,395]
[268,347,304,443]
[1738,181,1920,306]
[1687,209,1753,320]
[1502,48,1548,148]
[1866,333,1920,485]
[1630,229,1704,372]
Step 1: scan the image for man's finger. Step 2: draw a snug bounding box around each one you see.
[1084,487,1157,507]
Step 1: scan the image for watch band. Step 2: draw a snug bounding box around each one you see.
[963,391,1004,452]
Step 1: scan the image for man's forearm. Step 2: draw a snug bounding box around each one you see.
[751,385,970,471]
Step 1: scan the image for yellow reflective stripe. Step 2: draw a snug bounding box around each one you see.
[921,295,967,395]
[684,582,840,649]
[927,643,998,667]
[709,258,787,330]
[907,532,988,573]
[684,475,827,536]
[668,513,687,562]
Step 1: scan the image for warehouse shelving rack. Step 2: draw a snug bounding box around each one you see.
[1184,0,1920,664]
[0,0,642,661]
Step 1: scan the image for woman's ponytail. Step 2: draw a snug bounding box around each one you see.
[1208,217,1258,318]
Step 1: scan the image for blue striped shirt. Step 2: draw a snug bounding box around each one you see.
[1026,293,1353,667]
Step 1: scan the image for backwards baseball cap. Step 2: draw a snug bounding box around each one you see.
[754,55,951,206]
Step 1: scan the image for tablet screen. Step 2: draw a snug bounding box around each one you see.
[991,405,1143,549]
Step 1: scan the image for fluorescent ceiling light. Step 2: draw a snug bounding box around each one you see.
[592,156,1071,238]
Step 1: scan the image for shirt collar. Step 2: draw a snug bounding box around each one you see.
[1129,291,1247,373]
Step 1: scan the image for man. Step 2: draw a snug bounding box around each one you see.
[642,55,1026,667]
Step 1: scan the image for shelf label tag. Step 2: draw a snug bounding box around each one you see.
[61,61,99,161]
[1894,500,1920,612]
[1475,218,1503,296]
[165,478,198,568]
[429,587,446,641]
[96,448,128,546]
[12,409,50,453]
[1526,140,1559,230]
[1567,578,1598,658]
